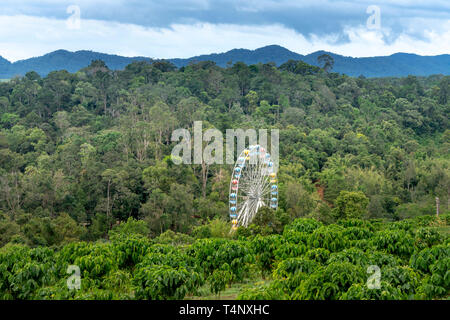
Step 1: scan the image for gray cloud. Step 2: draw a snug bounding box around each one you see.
[1,0,449,44]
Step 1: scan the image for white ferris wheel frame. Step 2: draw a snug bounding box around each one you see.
[228,145,278,229]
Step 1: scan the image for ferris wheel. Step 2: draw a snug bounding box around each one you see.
[229,145,278,230]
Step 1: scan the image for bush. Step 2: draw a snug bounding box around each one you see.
[154,230,194,245]
[307,225,348,252]
[273,257,318,278]
[284,218,323,234]
[414,227,442,249]
[191,238,254,281]
[192,225,212,239]
[305,248,330,264]
[133,264,202,300]
[371,230,415,258]
[112,234,152,268]
[409,244,449,273]
[274,242,306,260]
[237,282,289,300]
[327,248,370,266]
[250,235,283,277]
[340,281,406,300]
[292,262,365,300]
[208,269,233,296]
[382,266,421,297]
[108,217,149,240]
[342,227,374,240]
[334,191,369,219]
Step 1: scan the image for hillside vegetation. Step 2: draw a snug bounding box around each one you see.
[0,59,448,299]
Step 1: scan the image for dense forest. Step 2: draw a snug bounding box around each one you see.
[0,58,449,300]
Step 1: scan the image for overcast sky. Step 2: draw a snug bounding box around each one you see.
[0,0,449,62]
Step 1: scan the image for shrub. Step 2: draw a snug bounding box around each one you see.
[250,235,284,277]
[382,266,421,297]
[334,191,369,219]
[327,248,370,267]
[208,269,233,296]
[371,230,415,258]
[274,242,306,260]
[340,281,406,300]
[237,282,289,300]
[342,227,374,240]
[153,229,194,245]
[409,244,449,273]
[273,257,318,278]
[305,248,330,264]
[133,264,202,300]
[108,217,149,240]
[284,218,323,234]
[112,234,152,268]
[414,227,442,249]
[292,262,365,300]
[191,238,254,281]
[307,225,348,252]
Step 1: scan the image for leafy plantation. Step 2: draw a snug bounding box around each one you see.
[0,215,448,300]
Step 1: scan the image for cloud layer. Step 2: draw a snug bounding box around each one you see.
[0,1,449,62]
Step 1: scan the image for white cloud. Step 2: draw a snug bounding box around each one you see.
[0,14,449,62]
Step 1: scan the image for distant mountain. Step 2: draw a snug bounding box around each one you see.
[0,50,152,78]
[0,56,11,78]
[0,45,449,78]
[170,45,303,67]
[172,45,450,77]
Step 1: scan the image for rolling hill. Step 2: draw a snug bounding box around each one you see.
[0,45,449,78]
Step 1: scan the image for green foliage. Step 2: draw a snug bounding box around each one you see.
[414,227,442,249]
[108,217,149,240]
[208,269,233,296]
[341,281,406,300]
[0,216,448,300]
[190,238,254,281]
[153,230,194,245]
[133,264,202,300]
[334,191,369,220]
[292,262,365,300]
[0,58,448,300]
[409,244,449,273]
[250,235,283,277]
[305,248,331,264]
[111,234,152,268]
[237,282,289,300]
[273,257,318,278]
[284,218,323,234]
[382,266,421,297]
[371,229,415,258]
[327,248,370,266]
[307,225,348,252]
[273,242,307,260]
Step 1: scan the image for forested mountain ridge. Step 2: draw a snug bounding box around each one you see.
[1,45,449,78]
[0,50,152,79]
[0,58,448,247]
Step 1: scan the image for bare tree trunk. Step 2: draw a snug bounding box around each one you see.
[201,161,209,198]
[107,179,111,229]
